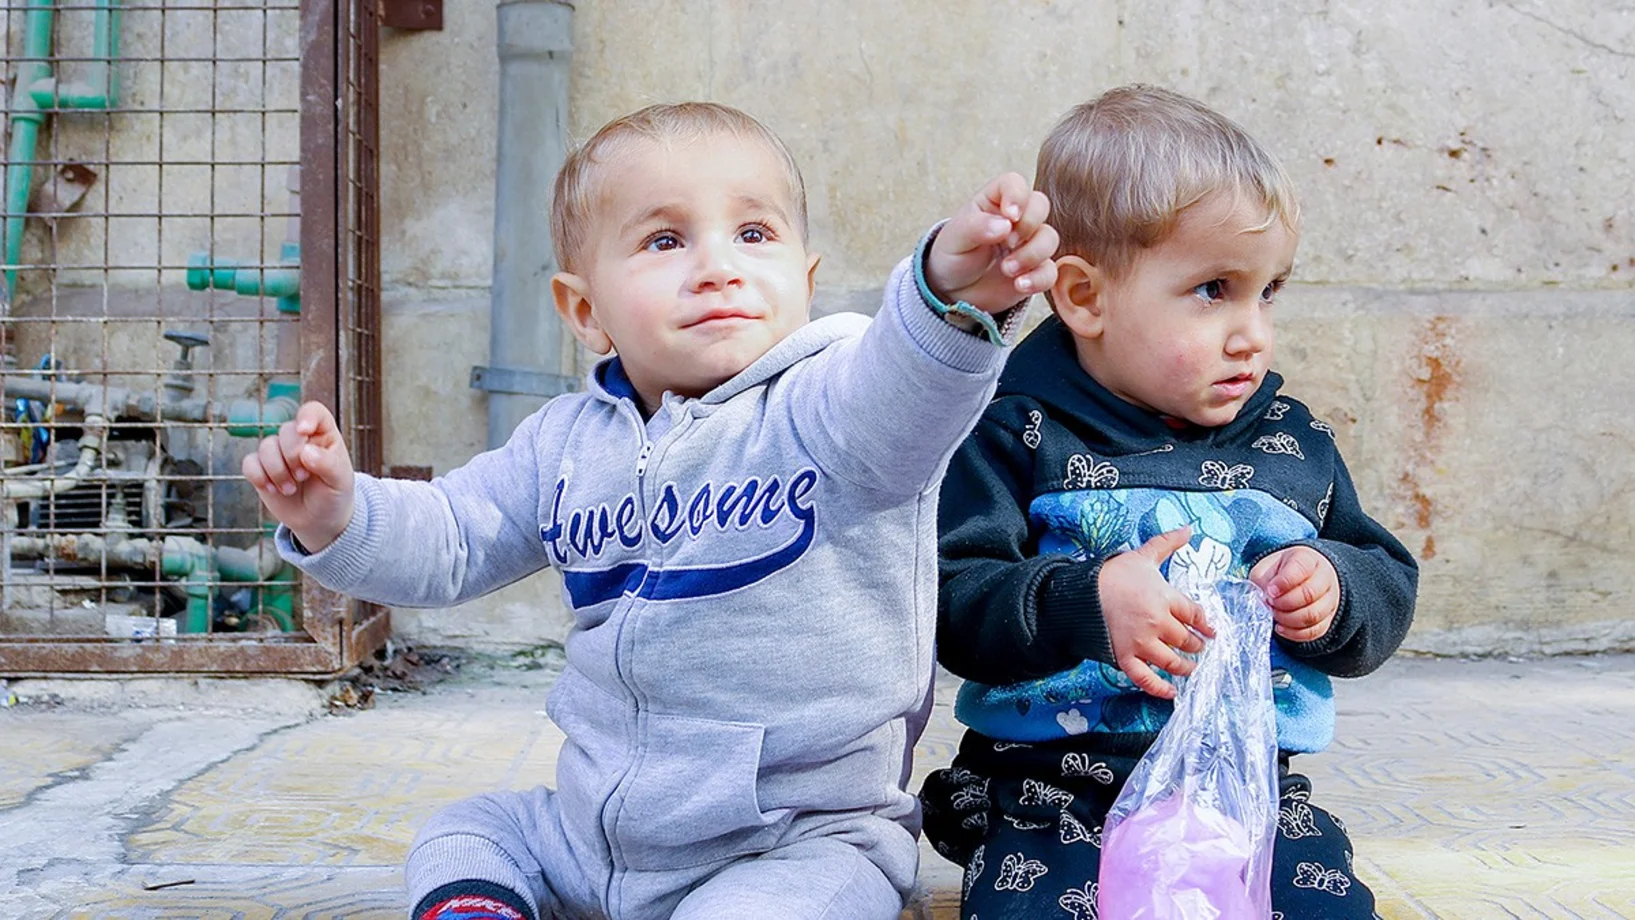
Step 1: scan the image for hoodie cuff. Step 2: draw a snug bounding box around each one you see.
[888,251,1010,375]
[1034,559,1115,666]
[274,476,385,592]
[910,222,1032,347]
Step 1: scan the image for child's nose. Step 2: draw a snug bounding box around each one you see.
[1229,309,1272,355]
[689,236,744,292]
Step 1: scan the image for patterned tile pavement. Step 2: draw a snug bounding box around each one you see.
[1,654,1632,918]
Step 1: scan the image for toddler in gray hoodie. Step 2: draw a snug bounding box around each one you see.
[243,102,1058,920]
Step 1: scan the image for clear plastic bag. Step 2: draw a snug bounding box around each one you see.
[1098,578,1279,920]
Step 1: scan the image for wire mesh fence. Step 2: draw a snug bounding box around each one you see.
[0,0,385,674]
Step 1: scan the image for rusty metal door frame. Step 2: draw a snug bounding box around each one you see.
[0,0,388,677]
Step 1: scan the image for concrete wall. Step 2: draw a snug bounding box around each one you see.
[374,0,1632,655]
[8,2,1628,654]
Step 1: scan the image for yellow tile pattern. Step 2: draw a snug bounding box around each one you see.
[2,655,1632,918]
[0,711,151,809]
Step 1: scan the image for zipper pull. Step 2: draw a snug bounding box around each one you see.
[636,442,653,477]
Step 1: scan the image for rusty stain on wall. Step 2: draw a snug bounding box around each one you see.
[1399,315,1460,560]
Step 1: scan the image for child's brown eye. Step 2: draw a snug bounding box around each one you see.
[738,226,767,244]
[645,233,681,252]
[1261,280,1284,303]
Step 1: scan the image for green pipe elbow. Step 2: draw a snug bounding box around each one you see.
[224,395,299,438]
[28,2,121,110]
[179,570,213,634]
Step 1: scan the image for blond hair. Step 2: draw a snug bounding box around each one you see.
[550,102,808,274]
[1036,85,1300,279]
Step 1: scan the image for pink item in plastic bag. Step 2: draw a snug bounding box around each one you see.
[1097,578,1278,919]
[1098,792,1258,919]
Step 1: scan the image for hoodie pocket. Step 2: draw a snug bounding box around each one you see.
[614,713,786,871]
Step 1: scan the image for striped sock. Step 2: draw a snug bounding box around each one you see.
[413,880,534,920]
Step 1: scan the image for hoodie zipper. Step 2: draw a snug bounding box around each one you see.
[635,441,653,479]
[601,405,649,898]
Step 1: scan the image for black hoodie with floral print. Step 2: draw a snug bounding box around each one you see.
[936,315,1418,755]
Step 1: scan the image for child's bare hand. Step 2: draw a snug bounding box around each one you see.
[241,401,356,553]
[1251,546,1340,643]
[926,172,1058,314]
[1098,526,1216,700]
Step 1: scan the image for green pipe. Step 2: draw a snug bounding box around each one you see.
[159,541,216,634]
[246,524,297,632]
[187,241,302,314]
[5,0,122,302]
[224,394,299,438]
[3,0,55,302]
[28,1,121,110]
[179,571,213,634]
[252,560,300,632]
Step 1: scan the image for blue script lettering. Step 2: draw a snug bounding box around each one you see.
[540,468,820,566]
[552,467,822,606]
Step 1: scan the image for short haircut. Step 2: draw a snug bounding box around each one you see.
[1035,85,1300,279]
[550,102,808,274]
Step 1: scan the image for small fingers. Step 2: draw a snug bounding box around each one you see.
[241,452,270,493]
[1011,258,1057,295]
[1133,525,1192,565]
[1248,549,1284,587]
[1275,607,1334,643]
[1172,595,1214,640]
[255,434,298,496]
[1147,642,1198,680]
[277,420,312,484]
[980,172,1032,221]
[1005,190,1052,249]
[299,440,354,491]
[1001,222,1059,284]
[1263,548,1320,601]
[1273,576,1333,614]
[941,209,1012,258]
[1276,600,1333,631]
[295,400,339,444]
[1120,654,1177,701]
[1165,616,1208,656]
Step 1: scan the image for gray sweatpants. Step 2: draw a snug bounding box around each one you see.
[406,786,905,919]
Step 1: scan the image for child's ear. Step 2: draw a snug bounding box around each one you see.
[552,272,613,355]
[805,252,821,301]
[1052,255,1107,341]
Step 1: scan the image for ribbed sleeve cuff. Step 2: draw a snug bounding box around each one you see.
[892,257,1010,373]
[1034,559,1114,664]
[886,226,1015,374]
[273,476,385,592]
[406,834,538,920]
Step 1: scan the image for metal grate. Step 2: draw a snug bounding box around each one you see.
[0,0,387,674]
[342,0,380,478]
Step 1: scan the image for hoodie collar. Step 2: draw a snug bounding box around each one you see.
[999,315,1283,446]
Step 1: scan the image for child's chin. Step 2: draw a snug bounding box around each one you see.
[704,345,778,379]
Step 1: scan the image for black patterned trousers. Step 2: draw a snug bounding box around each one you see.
[920,734,1378,920]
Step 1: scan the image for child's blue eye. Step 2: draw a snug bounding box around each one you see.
[645,233,681,252]
[1261,280,1284,303]
[1193,279,1226,303]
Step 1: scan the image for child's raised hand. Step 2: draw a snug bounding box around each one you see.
[926,172,1058,314]
[241,400,356,553]
[1097,526,1216,700]
[1250,546,1340,643]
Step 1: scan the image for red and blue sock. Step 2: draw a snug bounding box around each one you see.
[414,880,534,920]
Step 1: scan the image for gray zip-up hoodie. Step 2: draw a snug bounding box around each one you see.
[279,247,1009,898]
